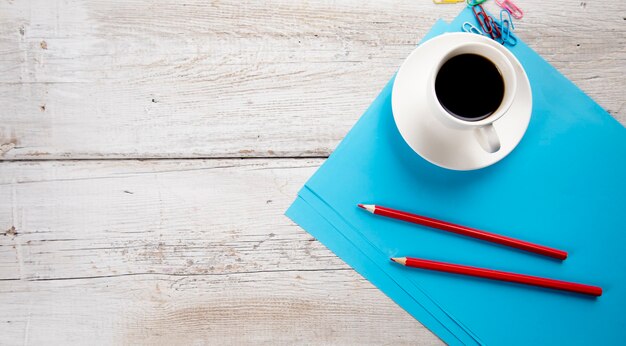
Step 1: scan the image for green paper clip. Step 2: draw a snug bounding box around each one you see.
[466,0,487,6]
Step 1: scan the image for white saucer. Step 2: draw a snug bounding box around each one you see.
[391,33,532,171]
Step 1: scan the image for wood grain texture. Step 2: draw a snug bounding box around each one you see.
[1,1,624,344]
[0,159,443,345]
[0,0,624,160]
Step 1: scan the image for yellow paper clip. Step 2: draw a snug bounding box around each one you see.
[433,0,465,4]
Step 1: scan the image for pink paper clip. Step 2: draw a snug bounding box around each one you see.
[496,0,523,19]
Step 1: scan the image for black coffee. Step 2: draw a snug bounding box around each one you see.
[435,53,504,121]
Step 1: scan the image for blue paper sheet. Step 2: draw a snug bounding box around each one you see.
[287,8,626,345]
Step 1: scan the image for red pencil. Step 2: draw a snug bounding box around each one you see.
[391,257,602,296]
[358,204,567,260]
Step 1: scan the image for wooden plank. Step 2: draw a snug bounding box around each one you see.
[0,273,443,345]
[0,159,443,344]
[0,0,624,160]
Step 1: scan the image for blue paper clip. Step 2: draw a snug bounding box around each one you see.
[500,9,515,31]
[496,10,518,46]
[493,22,517,46]
[462,21,483,35]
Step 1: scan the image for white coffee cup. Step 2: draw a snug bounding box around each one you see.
[428,42,518,153]
[392,32,533,170]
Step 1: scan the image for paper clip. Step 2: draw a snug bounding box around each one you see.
[495,0,523,19]
[472,5,492,36]
[472,5,500,40]
[493,20,517,46]
[490,16,502,39]
[500,9,515,31]
[496,10,518,46]
[494,21,518,46]
[433,0,465,3]
[462,22,483,35]
[466,0,487,6]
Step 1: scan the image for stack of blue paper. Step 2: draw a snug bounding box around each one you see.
[286,8,626,345]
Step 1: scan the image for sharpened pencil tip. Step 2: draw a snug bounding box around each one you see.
[390,257,397,263]
[390,257,406,265]
[357,204,375,213]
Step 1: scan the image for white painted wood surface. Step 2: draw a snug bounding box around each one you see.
[0,0,624,160]
[0,0,624,344]
[0,159,442,345]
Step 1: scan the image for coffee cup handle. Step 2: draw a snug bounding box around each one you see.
[474,124,501,153]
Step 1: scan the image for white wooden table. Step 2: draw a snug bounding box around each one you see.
[1,1,624,344]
